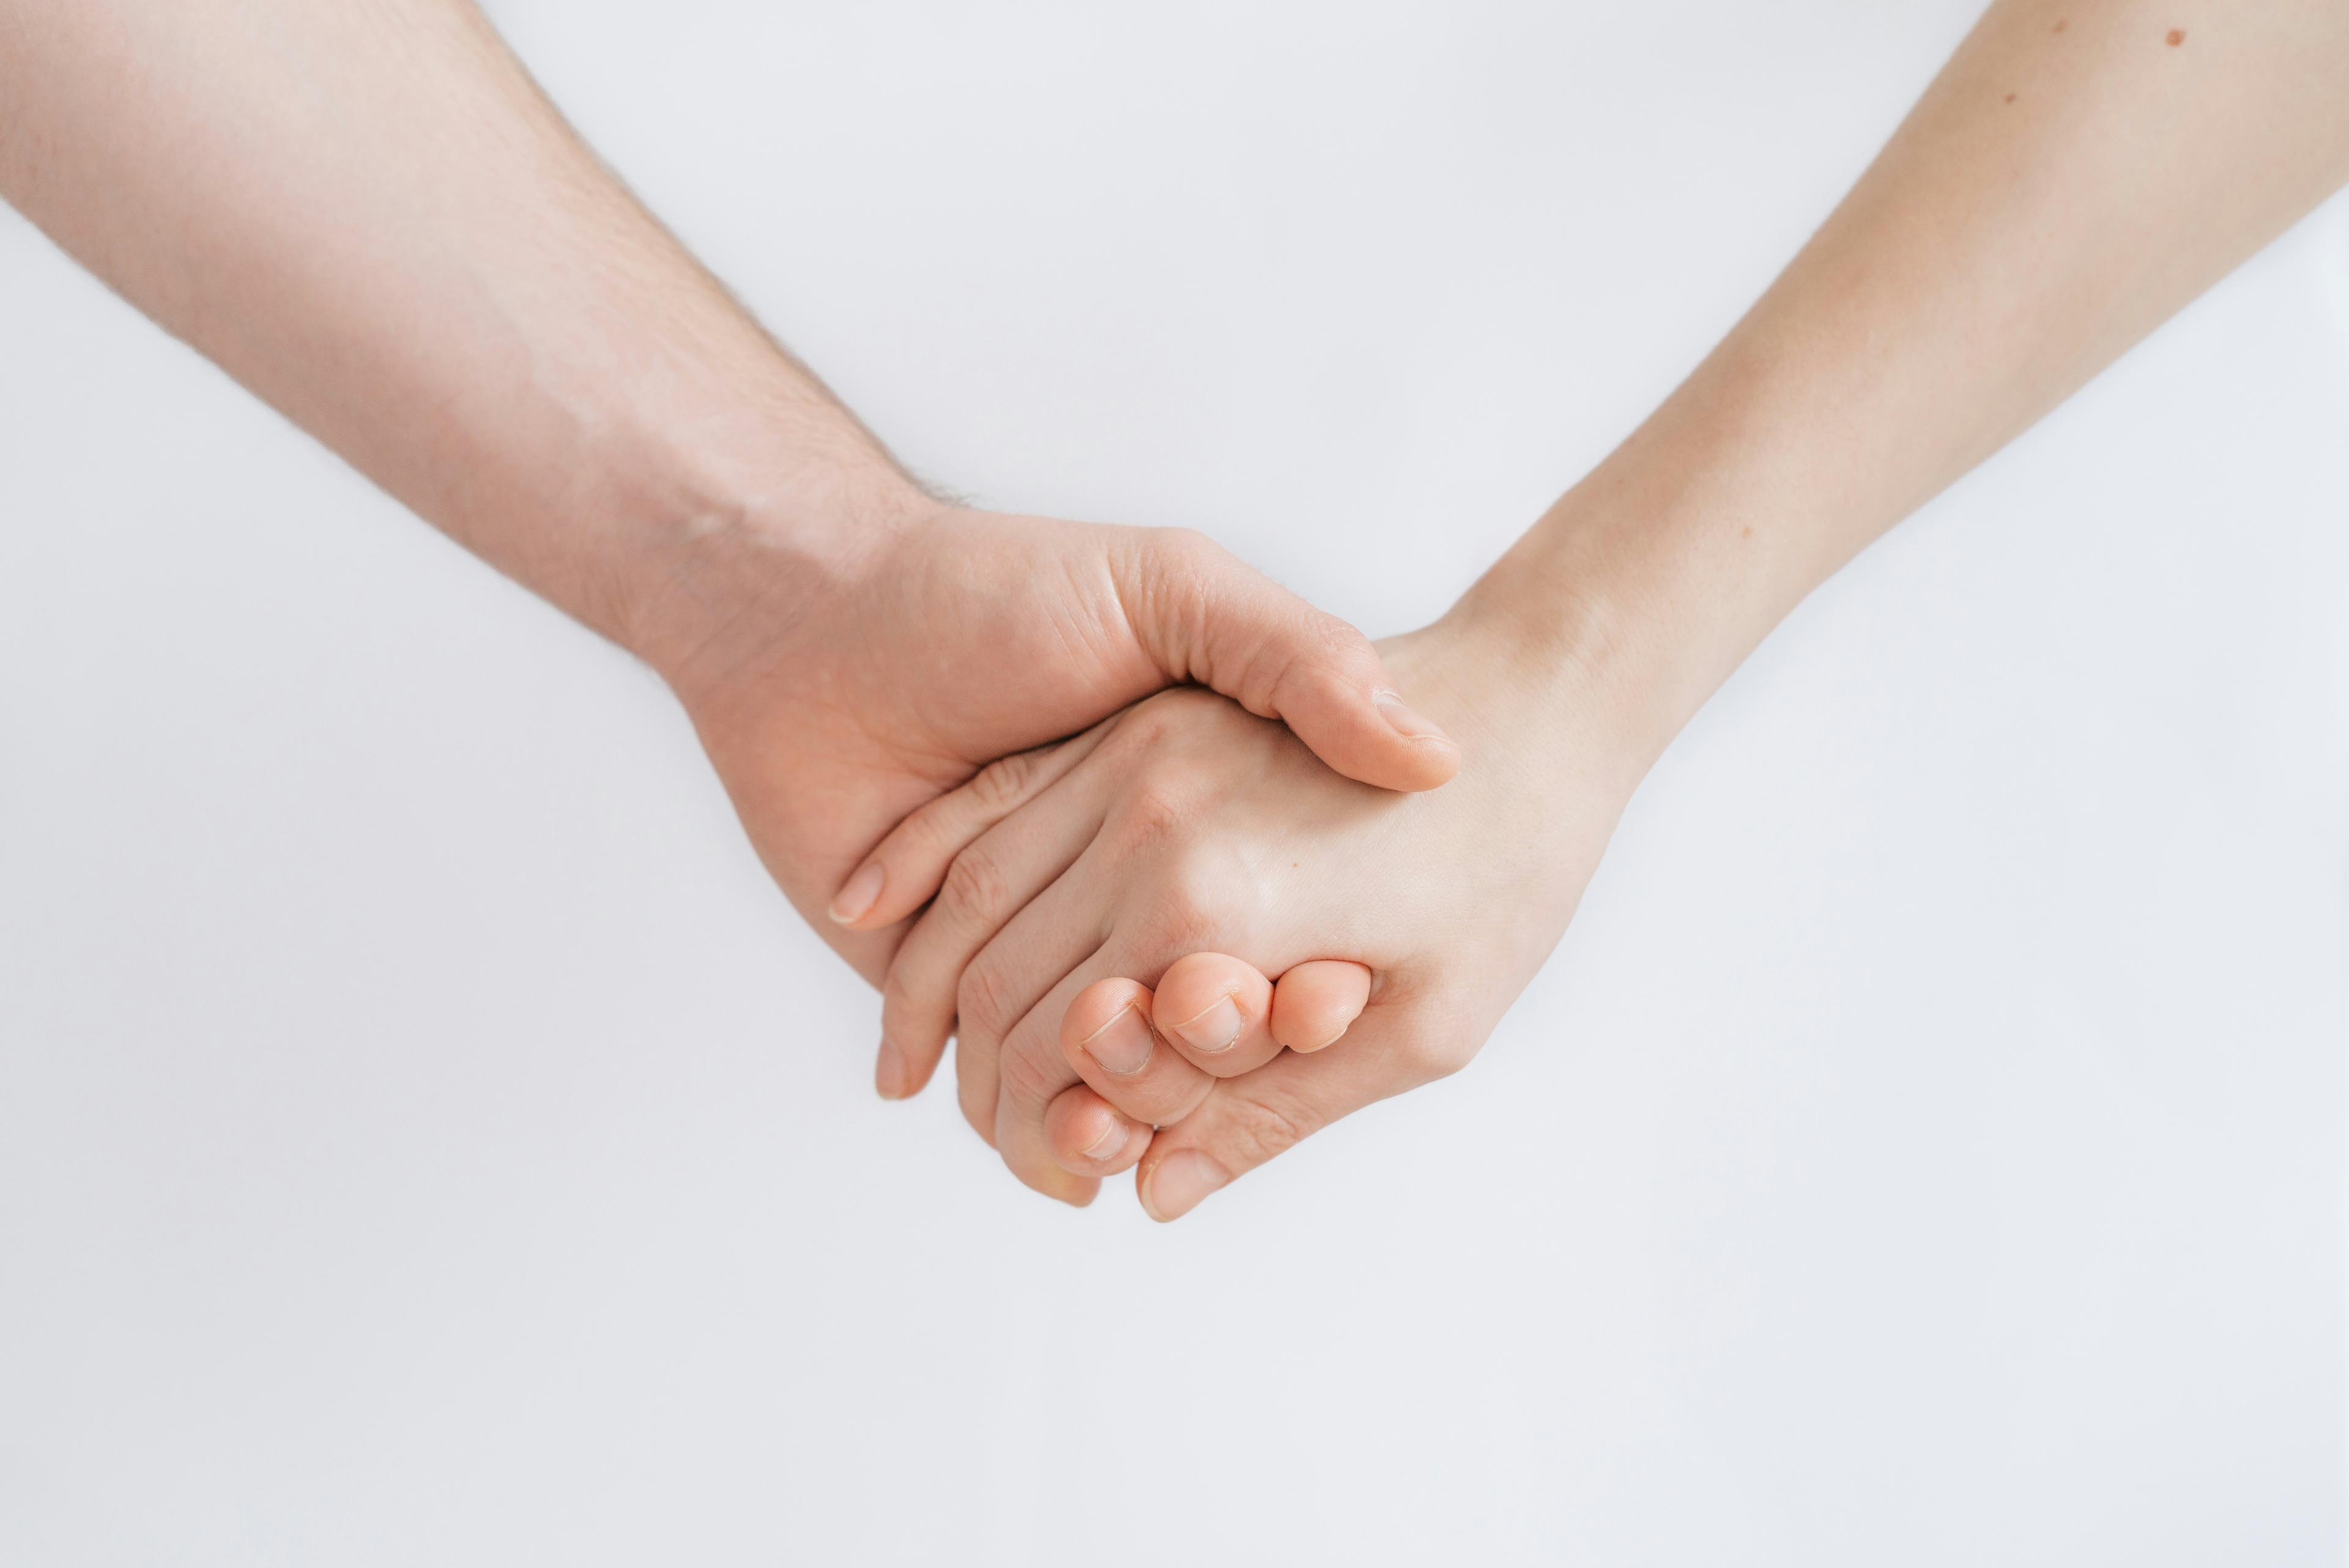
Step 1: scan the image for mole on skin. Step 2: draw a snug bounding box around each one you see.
[2167,28,2186,45]
[2053,18,2068,32]
[2005,92,2019,103]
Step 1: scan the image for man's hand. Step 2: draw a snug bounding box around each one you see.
[0,0,1457,1020]
[659,490,1461,1014]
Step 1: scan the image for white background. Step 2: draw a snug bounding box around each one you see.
[2,2,2342,1562]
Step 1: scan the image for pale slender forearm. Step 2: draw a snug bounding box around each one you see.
[1468,0,2349,762]
[0,0,911,673]
[839,0,2349,1214]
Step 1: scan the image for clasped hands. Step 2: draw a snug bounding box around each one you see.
[661,480,1639,1221]
[24,0,2334,1225]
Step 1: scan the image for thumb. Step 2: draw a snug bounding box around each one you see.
[1115,528,1460,793]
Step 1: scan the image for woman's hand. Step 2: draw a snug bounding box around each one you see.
[841,602,1658,1208]
[662,492,1463,1005]
[1040,951,1375,1188]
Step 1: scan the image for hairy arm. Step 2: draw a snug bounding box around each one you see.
[848,0,2349,1211]
[0,0,875,663]
[0,0,1458,1001]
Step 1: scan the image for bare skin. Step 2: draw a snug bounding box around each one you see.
[0,0,1460,1049]
[840,0,2349,1214]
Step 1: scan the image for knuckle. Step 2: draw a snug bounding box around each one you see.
[1100,699,1176,760]
[1401,1021,1480,1083]
[1097,689,1238,772]
[1140,848,1255,954]
[1411,1046,1471,1084]
[955,958,1015,1044]
[1304,608,1367,662]
[1252,617,1332,701]
[1211,1091,1318,1169]
[995,1033,1069,1112]
[1114,778,1197,851]
[963,748,1039,815]
[1160,852,1226,921]
[1144,870,1224,952]
[937,844,1012,928]
[1250,613,1373,727]
[1150,524,1223,574]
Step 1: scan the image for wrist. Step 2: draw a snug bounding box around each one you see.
[1381,574,1666,815]
[1432,496,1728,791]
[578,413,937,700]
[1442,340,1884,780]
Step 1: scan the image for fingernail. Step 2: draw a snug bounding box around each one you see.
[1293,1021,1351,1053]
[1167,995,1244,1053]
[875,1038,908,1099]
[1374,689,1453,746]
[1077,1005,1154,1077]
[1142,1151,1230,1222]
[1080,1114,1129,1163]
[828,862,885,925]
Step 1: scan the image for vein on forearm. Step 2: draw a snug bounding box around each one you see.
[0,0,911,670]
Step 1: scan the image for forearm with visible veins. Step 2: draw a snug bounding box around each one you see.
[0,0,898,666]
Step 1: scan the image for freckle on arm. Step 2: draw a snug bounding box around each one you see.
[2167,28,2186,46]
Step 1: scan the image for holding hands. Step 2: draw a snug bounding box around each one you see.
[654,491,1463,995]
[836,600,1648,1216]
[13,0,2346,1220]
[820,0,2349,1216]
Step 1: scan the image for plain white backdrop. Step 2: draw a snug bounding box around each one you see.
[1,2,2342,1562]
